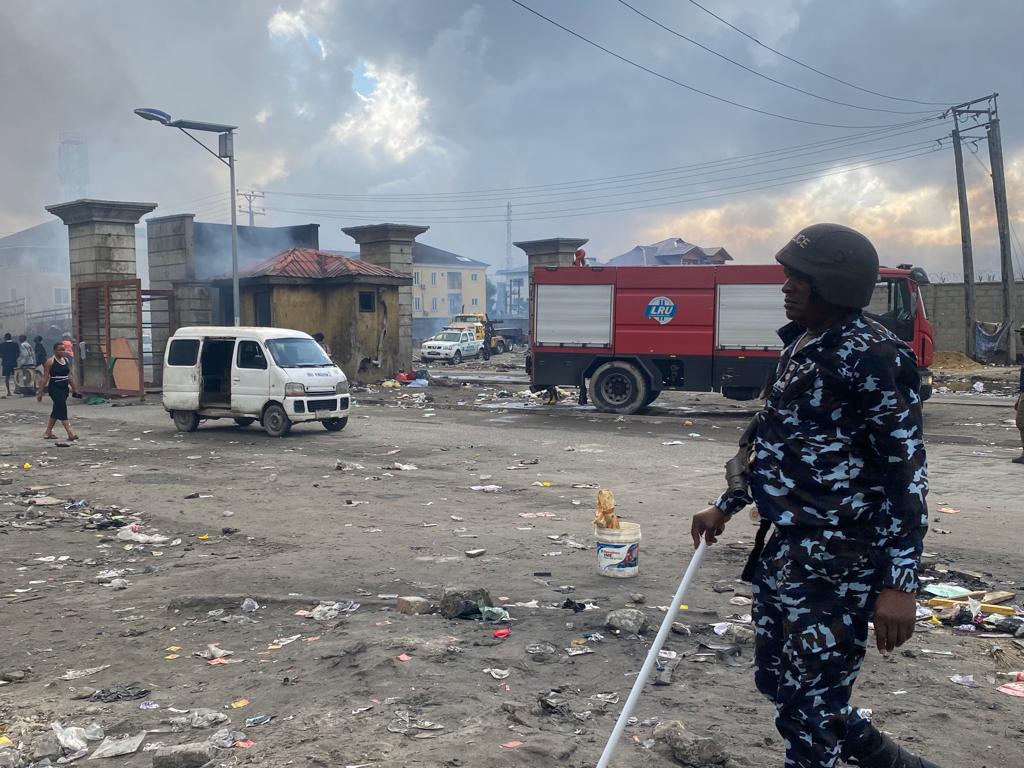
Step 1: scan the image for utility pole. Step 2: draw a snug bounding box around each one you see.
[951,128,977,357]
[987,110,1018,362]
[946,93,1017,362]
[505,201,512,316]
[238,190,265,227]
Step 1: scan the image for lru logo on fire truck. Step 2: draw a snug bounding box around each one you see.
[644,296,676,325]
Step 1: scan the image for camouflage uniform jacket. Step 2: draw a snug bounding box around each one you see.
[716,314,928,593]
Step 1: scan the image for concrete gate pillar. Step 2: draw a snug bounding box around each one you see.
[46,199,156,389]
[342,223,427,370]
[514,237,589,317]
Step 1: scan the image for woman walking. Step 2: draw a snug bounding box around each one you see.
[37,342,79,441]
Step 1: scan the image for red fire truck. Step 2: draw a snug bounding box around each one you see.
[527,263,934,414]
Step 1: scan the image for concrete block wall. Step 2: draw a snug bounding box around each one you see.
[921,281,1024,354]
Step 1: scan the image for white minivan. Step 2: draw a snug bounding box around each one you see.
[162,327,350,437]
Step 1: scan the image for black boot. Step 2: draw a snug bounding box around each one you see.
[843,724,940,767]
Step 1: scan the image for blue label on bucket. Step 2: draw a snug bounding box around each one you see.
[597,541,639,571]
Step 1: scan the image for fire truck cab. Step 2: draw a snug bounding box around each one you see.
[528,264,934,414]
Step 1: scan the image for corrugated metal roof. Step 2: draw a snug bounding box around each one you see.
[412,242,489,268]
[239,248,410,280]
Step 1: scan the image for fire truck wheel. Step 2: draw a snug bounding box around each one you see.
[589,361,649,415]
[642,390,660,409]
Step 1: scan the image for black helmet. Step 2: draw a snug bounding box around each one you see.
[775,223,879,309]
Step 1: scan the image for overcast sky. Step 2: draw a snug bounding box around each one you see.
[2,0,1022,279]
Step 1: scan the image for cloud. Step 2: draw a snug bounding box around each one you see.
[330,64,430,163]
[268,8,309,40]
[640,147,1024,276]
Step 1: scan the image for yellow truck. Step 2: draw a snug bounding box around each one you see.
[448,313,508,355]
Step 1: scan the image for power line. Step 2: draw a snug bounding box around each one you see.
[264,145,948,224]
[509,0,941,130]
[615,0,935,115]
[265,116,944,204]
[266,139,945,215]
[685,0,951,106]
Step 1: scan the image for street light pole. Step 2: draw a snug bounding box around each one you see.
[229,151,240,326]
[134,108,241,326]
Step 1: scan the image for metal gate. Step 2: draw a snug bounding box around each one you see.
[75,280,176,397]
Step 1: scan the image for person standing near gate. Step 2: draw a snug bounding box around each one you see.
[37,342,79,441]
[691,224,937,768]
[1,333,19,397]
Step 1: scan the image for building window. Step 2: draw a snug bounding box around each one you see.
[431,297,438,312]
[414,272,420,285]
[53,287,71,306]
[447,272,462,289]
[471,273,479,282]
[431,272,437,286]
[359,291,376,312]
[471,297,479,307]
[414,297,421,311]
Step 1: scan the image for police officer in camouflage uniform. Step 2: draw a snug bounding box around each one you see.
[692,224,938,768]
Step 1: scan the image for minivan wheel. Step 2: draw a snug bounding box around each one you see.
[234,417,256,427]
[322,417,348,432]
[588,361,649,415]
[262,403,291,437]
[172,410,200,432]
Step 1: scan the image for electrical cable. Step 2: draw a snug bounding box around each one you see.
[264,117,945,203]
[509,0,942,130]
[685,0,951,106]
[264,144,949,224]
[264,140,945,215]
[615,0,936,115]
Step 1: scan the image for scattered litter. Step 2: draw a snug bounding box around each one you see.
[728,596,752,606]
[89,684,151,702]
[464,549,487,558]
[998,682,1024,697]
[60,665,110,680]
[209,728,248,749]
[937,506,960,515]
[229,699,250,709]
[309,600,360,621]
[195,644,233,661]
[388,463,418,471]
[500,740,524,749]
[88,731,146,759]
[470,485,502,493]
[484,668,510,680]
[397,653,413,662]
[949,674,977,687]
[241,598,260,613]
[244,715,273,728]
[140,700,160,710]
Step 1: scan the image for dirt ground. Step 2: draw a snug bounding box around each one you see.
[1,381,1023,768]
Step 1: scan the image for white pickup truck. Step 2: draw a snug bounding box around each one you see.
[419,328,485,364]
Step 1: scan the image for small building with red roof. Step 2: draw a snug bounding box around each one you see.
[214,248,412,381]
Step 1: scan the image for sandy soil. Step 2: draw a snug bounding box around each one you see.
[1,387,1022,768]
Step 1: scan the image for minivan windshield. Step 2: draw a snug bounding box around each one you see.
[434,331,462,342]
[265,337,332,368]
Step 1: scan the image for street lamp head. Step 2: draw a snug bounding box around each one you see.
[134,108,172,125]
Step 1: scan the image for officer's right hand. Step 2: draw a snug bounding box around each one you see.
[691,505,730,549]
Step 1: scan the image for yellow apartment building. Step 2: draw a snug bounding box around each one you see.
[411,243,489,340]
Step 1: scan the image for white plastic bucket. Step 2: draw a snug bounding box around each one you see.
[595,522,641,578]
